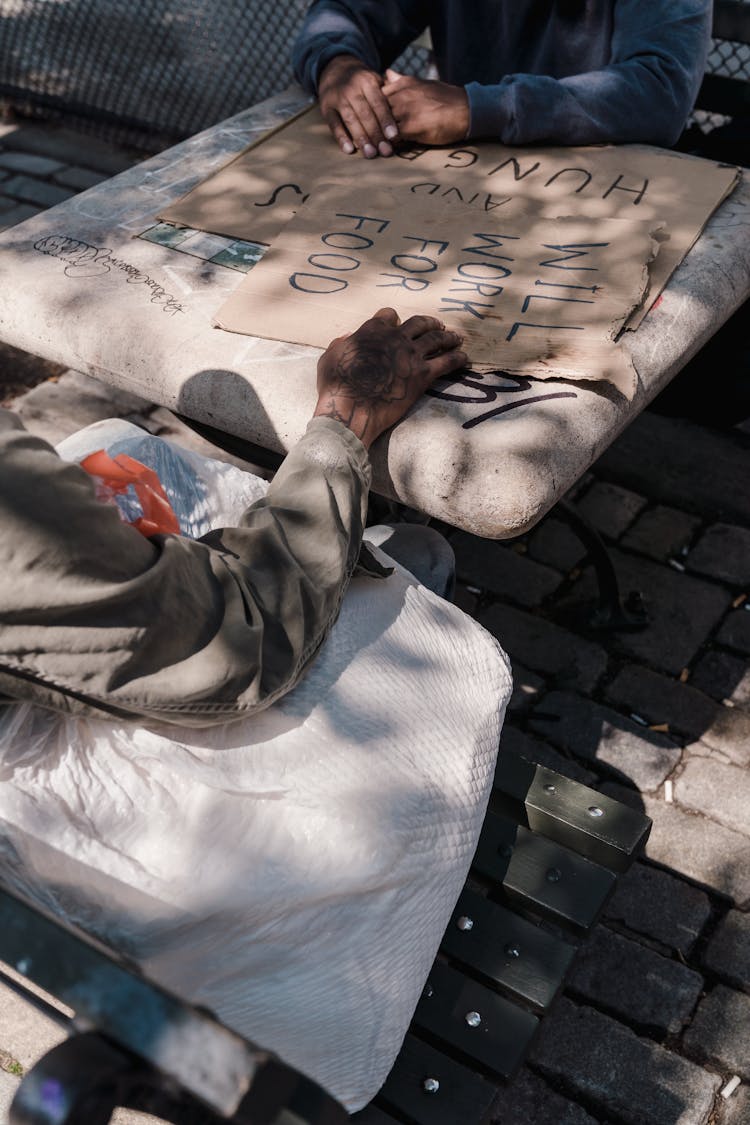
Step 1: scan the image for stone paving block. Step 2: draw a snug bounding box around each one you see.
[621,505,702,563]
[0,124,140,175]
[558,548,731,675]
[595,411,750,526]
[604,663,719,741]
[0,974,67,1070]
[487,1065,599,1124]
[530,691,681,792]
[718,1080,750,1124]
[111,1109,169,1124]
[687,524,750,587]
[0,1068,20,1120]
[479,604,608,693]
[2,174,75,208]
[527,516,586,572]
[13,369,154,445]
[498,725,598,785]
[684,985,750,1079]
[704,909,750,992]
[0,151,64,176]
[507,660,545,714]
[452,533,562,606]
[53,165,109,191]
[602,783,750,906]
[575,481,647,540]
[691,650,750,706]
[676,756,750,837]
[604,862,711,956]
[698,706,750,768]
[716,608,750,656]
[568,925,703,1034]
[0,202,41,230]
[530,997,720,1125]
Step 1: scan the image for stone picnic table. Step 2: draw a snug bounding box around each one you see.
[0,86,748,538]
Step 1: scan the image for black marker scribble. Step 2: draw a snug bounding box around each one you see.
[34,235,187,315]
[254,183,309,208]
[427,369,577,428]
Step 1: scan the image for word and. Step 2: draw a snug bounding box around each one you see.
[34,235,187,315]
[397,145,650,207]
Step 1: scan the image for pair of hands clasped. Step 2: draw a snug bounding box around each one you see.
[314,308,467,448]
[318,54,469,157]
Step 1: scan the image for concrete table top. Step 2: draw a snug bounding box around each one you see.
[0,87,747,538]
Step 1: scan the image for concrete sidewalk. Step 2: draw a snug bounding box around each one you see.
[1,111,749,1125]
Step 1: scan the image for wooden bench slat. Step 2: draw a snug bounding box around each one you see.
[492,752,652,872]
[412,962,539,1080]
[472,812,617,933]
[440,886,576,1012]
[376,1034,498,1125]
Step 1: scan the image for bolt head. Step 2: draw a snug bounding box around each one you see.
[546,867,562,883]
[587,805,604,818]
[422,1077,440,1094]
[465,1010,482,1028]
[457,915,474,931]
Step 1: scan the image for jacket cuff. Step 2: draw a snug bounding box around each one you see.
[465,80,512,141]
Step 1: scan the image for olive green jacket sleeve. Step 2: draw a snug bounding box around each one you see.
[0,410,372,726]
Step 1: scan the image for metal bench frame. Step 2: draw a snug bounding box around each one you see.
[1,751,651,1125]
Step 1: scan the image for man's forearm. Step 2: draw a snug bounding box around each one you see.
[0,413,369,726]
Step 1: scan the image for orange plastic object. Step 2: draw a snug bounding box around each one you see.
[80,449,180,537]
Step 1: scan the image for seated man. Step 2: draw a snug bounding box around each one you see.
[0,309,512,1111]
[292,0,712,155]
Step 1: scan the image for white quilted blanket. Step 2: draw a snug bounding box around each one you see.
[0,442,512,1111]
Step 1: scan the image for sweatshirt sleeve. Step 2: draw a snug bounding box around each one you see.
[292,0,429,92]
[0,412,370,726]
[466,0,712,147]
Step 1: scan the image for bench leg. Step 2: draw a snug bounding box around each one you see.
[9,1032,143,1125]
[555,499,649,632]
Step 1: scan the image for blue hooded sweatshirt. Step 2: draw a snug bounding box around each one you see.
[292,0,712,147]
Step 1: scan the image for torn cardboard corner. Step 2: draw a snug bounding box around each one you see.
[214,183,664,401]
[160,107,739,328]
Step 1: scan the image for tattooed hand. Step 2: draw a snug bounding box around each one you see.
[313,308,467,448]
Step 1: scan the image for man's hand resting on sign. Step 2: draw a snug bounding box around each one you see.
[381,70,470,146]
[314,308,466,448]
[318,54,399,157]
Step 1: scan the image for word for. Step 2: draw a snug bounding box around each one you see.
[34,235,186,315]
[289,212,605,345]
[427,369,578,428]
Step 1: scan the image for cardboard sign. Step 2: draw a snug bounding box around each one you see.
[161,107,739,328]
[215,183,663,397]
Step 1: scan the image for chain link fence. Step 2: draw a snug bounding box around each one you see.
[0,0,428,150]
[0,1,746,152]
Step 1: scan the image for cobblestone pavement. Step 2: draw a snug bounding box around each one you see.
[1,112,749,1125]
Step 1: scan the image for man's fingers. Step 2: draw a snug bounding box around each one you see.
[371,307,400,326]
[324,111,356,154]
[425,348,469,382]
[418,328,464,358]
[382,70,414,97]
[400,314,446,339]
[337,100,380,157]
